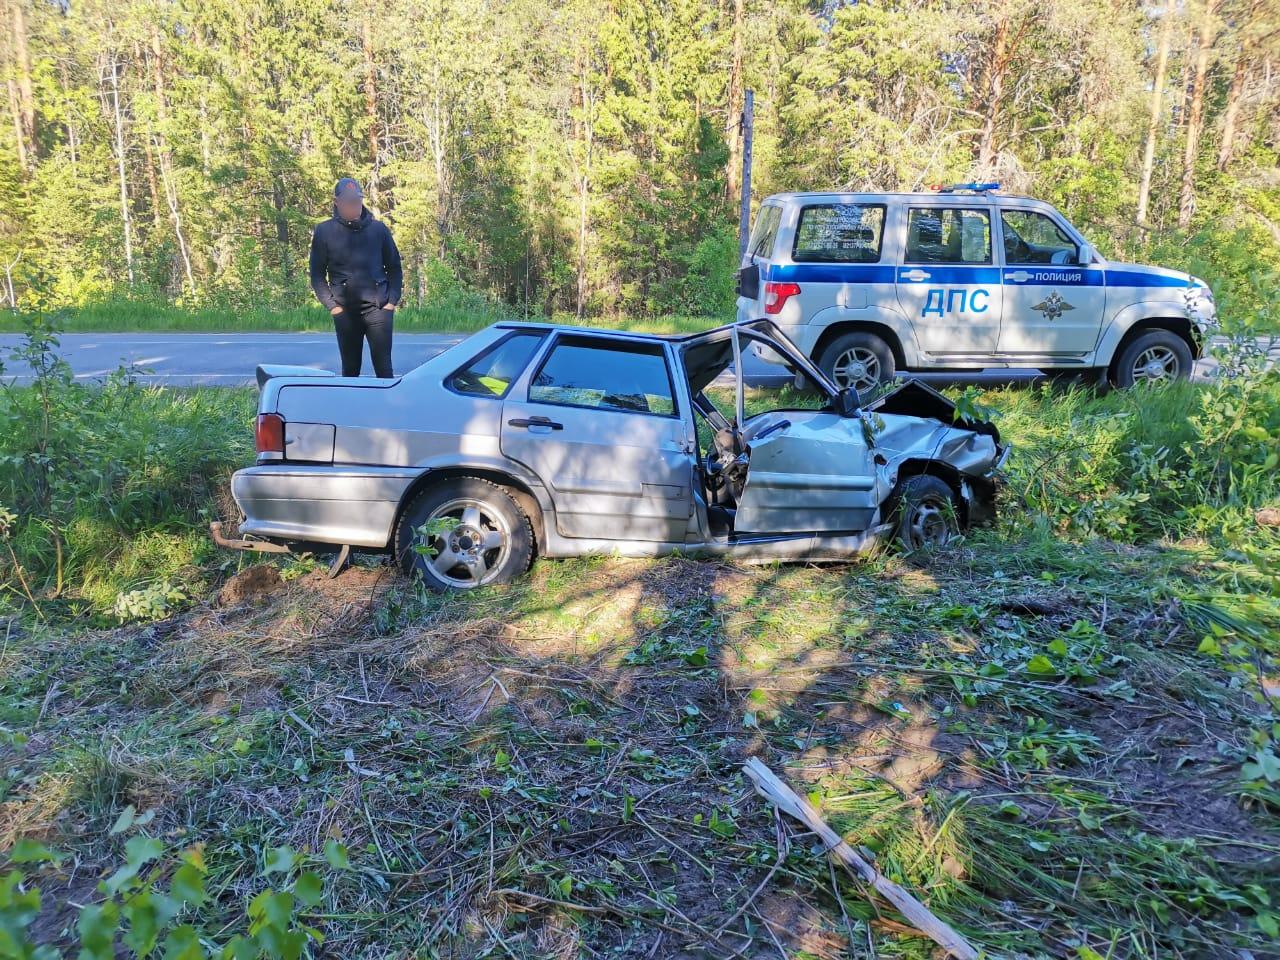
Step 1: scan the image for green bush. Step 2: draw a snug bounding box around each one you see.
[0,318,252,619]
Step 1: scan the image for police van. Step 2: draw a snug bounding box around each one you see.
[735,185,1218,392]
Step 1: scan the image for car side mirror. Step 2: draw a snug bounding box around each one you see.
[1076,244,1094,266]
[834,387,860,418]
[736,263,760,299]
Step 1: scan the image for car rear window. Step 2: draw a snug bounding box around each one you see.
[793,204,886,263]
[529,336,676,417]
[746,205,782,259]
[446,331,546,398]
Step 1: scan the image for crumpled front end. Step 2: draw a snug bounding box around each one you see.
[864,379,1008,527]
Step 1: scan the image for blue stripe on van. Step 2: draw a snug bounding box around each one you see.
[1003,268,1105,286]
[766,263,1188,289]
[767,263,896,284]
[897,266,1001,284]
[1105,269,1188,288]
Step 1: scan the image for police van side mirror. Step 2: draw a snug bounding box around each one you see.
[1076,243,1095,266]
[736,264,760,299]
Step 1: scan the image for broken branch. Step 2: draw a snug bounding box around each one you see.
[742,757,980,960]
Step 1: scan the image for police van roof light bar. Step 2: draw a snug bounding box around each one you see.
[937,181,1000,194]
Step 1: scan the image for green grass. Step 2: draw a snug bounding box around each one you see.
[0,300,722,336]
[1,357,1277,957]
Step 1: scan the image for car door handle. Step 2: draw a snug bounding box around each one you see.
[902,269,930,282]
[1007,270,1031,283]
[508,416,563,431]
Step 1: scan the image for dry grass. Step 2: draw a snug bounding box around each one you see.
[3,532,1278,958]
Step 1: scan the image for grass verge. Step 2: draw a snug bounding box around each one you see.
[0,346,1277,957]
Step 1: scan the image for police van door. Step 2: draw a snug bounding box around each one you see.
[996,209,1106,360]
[895,205,1002,361]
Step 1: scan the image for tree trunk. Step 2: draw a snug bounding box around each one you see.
[107,53,135,285]
[1217,52,1247,170]
[725,0,744,206]
[1217,0,1262,170]
[977,14,1023,172]
[1137,0,1175,228]
[1178,0,1219,229]
[150,29,194,296]
[5,75,24,171]
[9,0,34,163]
[362,16,379,201]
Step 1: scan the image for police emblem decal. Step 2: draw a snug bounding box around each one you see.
[1031,291,1075,321]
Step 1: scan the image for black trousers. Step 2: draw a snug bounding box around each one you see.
[333,302,394,378]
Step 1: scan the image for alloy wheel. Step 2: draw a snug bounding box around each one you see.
[1131,345,1181,383]
[831,347,882,393]
[419,498,511,588]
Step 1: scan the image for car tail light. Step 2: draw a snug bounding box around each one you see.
[255,413,285,455]
[763,281,801,315]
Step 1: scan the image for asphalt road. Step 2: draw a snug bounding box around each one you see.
[0,330,1267,388]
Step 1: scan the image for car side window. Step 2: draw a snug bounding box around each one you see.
[529,336,676,416]
[446,331,546,398]
[792,204,886,263]
[905,208,992,264]
[1001,210,1078,265]
[747,205,782,259]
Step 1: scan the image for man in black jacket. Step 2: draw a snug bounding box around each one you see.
[309,178,403,378]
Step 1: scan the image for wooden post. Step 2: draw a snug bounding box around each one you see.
[738,89,754,257]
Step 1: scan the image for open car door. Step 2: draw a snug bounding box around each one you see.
[677,322,884,537]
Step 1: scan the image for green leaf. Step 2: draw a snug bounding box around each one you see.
[1197,635,1221,656]
[230,738,251,755]
[1047,637,1069,657]
[293,871,323,908]
[105,835,165,895]
[322,840,350,870]
[1076,948,1107,960]
[682,646,708,667]
[1025,655,1057,676]
[8,838,61,865]
[77,900,121,960]
[170,863,207,908]
[263,846,298,876]
[110,804,137,835]
[162,924,208,960]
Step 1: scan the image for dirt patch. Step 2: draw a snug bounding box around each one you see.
[216,564,283,606]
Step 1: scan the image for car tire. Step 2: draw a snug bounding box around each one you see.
[394,477,534,591]
[889,475,960,550]
[817,332,895,395]
[1111,330,1193,388]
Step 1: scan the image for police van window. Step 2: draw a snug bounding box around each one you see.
[529,336,676,417]
[1001,210,1078,265]
[792,204,886,263]
[746,205,782,259]
[446,331,546,398]
[905,208,992,264]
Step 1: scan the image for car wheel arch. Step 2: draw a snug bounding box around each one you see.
[811,320,909,372]
[391,467,547,556]
[1107,317,1198,375]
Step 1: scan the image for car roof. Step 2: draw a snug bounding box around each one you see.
[762,190,1038,203]
[493,320,746,343]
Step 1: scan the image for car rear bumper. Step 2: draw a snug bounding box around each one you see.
[230,464,420,549]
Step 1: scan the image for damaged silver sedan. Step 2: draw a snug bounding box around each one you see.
[214,320,1007,590]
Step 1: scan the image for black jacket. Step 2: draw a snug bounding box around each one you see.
[308,206,403,311]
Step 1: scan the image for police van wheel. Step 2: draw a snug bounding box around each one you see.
[818,333,895,395]
[1111,331,1193,389]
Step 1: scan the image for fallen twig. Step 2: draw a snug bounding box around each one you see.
[743,757,980,960]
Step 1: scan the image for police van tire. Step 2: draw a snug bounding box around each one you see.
[818,332,895,395]
[1111,330,1193,389]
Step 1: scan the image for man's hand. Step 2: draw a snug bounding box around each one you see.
[384,302,398,312]
[330,305,343,316]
